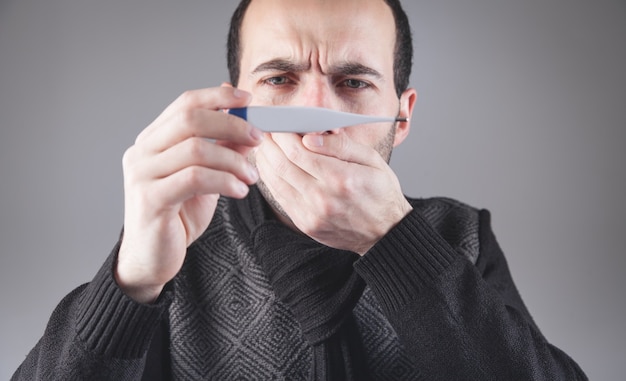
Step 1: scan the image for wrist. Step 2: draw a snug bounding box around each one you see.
[115,245,166,304]
[114,267,165,304]
[357,199,413,256]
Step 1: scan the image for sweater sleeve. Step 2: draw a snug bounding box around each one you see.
[11,242,171,381]
[354,208,588,381]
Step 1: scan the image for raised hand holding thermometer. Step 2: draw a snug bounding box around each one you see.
[229,106,408,133]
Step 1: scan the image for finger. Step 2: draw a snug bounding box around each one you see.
[254,141,302,206]
[301,132,385,167]
[257,134,314,187]
[139,137,259,184]
[153,165,251,206]
[136,87,253,145]
[270,133,365,184]
[140,108,263,154]
[215,137,259,158]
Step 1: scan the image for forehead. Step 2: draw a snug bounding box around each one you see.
[240,0,396,70]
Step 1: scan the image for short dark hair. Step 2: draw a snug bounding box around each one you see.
[227,0,413,98]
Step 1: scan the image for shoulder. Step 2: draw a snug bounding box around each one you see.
[407,196,482,264]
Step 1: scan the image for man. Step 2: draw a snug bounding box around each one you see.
[12,0,587,380]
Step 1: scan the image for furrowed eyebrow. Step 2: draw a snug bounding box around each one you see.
[328,62,383,79]
[250,59,382,79]
[251,59,311,75]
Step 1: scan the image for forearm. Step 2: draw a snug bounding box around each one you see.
[354,208,587,380]
[12,244,170,381]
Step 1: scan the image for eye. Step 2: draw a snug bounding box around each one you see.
[264,76,290,86]
[342,79,369,89]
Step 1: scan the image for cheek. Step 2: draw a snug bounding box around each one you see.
[343,124,386,145]
[255,92,294,106]
[338,94,387,115]
[346,91,400,119]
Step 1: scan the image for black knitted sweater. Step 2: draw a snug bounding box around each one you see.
[12,187,587,380]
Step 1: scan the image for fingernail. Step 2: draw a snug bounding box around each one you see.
[306,134,324,147]
[248,165,259,182]
[250,126,264,141]
[238,181,250,196]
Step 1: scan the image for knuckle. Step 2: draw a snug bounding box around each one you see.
[122,146,137,172]
[186,137,206,157]
[310,190,336,216]
[178,108,198,132]
[285,145,302,163]
[337,176,354,195]
[134,130,146,144]
[122,146,133,166]
[178,90,197,105]
[321,199,341,217]
[301,215,329,237]
[182,166,204,187]
[335,173,360,196]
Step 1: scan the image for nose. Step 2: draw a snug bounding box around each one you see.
[295,78,340,135]
[295,77,333,109]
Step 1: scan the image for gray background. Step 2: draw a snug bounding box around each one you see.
[1,0,624,379]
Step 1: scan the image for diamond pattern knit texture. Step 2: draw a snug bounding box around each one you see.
[168,189,479,380]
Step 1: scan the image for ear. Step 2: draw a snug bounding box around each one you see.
[393,88,418,147]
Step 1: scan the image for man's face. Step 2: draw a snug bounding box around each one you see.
[235,0,416,218]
